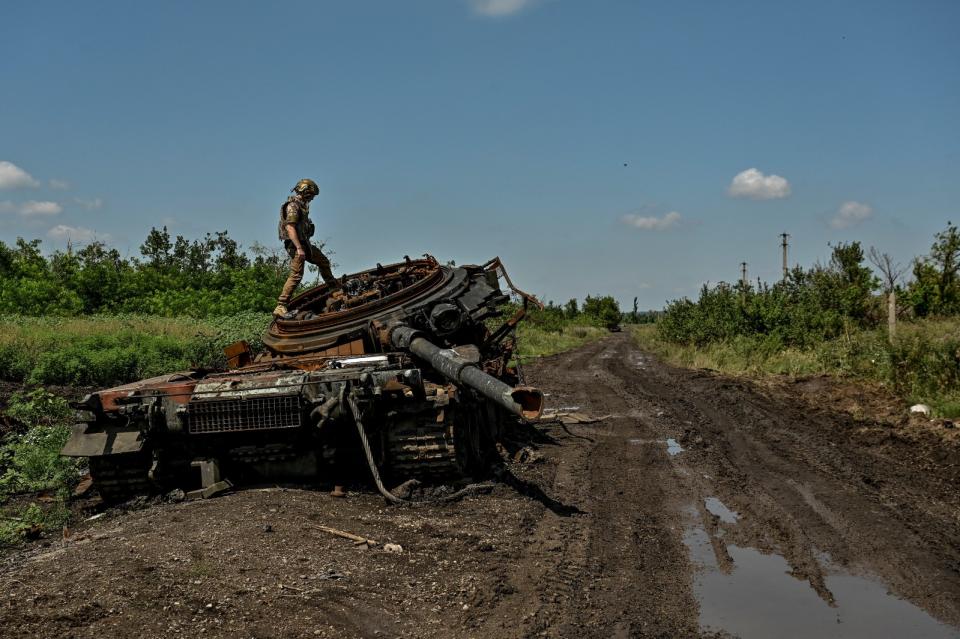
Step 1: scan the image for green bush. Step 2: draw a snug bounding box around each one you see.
[0,390,83,547]
[0,423,77,495]
[658,242,879,349]
[0,229,289,318]
[3,388,72,425]
[0,502,71,547]
[886,325,960,402]
[0,390,80,496]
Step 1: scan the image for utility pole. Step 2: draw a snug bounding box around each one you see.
[739,261,749,304]
[780,232,790,280]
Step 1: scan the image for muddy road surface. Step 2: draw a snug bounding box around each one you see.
[2,333,959,638]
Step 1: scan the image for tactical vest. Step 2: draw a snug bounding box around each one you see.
[278,196,316,242]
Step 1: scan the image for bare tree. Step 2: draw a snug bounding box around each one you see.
[868,247,908,342]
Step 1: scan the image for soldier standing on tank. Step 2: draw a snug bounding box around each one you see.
[274,178,339,318]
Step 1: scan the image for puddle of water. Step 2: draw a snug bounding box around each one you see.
[704,497,739,524]
[666,438,684,456]
[684,520,956,638]
[684,524,718,568]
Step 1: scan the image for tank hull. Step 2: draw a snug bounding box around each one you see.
[62,257,541,501]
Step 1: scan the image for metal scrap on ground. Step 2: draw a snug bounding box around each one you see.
[539,409,611,424]
[309,524,379,547]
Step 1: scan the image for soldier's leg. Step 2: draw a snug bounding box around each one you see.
[277,252,306,309]
[306,244,337,284]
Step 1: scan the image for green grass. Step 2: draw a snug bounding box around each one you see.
[0,312,612,387]
[0,313,271,386]
[516,323,609,360]
[632,325,823,376]
[632,320,960,418]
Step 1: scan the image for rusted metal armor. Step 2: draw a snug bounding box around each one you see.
[61,256,545,503]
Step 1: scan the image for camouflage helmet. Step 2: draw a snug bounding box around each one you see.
[292,178,319,198]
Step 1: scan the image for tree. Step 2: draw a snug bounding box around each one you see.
[908,221,960,317]
[582,295,621,329]
[930,222,960,313]
[0,239,82,315]
[868,247,907,341]
[909,259,939,318]
[827,241,877,322]
[211,230,249,271]
[140,226,173,268]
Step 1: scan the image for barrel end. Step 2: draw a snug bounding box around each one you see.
[510,387,544,420]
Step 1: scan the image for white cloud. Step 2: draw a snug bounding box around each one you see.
[18,200,62,216]
[0,161,40,189]
[469,0,538,17]
[830,201,872,229]
[637,282,653,289]
[621,210,682,231]
[49,179,70,190]
[74,197,103,210]
[47,225,110,243]
[727,168,791,200]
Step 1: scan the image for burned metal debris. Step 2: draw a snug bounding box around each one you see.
[61,256,544,502]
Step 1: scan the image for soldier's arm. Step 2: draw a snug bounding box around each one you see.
[286,224,305,255]
[283,203,306,256]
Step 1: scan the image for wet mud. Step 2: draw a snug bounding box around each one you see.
[1,333,959,637]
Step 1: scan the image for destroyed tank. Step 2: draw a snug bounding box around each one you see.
[62,256,543,502]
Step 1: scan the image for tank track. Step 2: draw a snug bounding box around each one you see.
[89,452,153,502]
[385,419,463,479]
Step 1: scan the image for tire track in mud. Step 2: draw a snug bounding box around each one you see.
[481,337,699,638]
[497,332,960,637]
[676,376,959,627]
[598,332,960,631]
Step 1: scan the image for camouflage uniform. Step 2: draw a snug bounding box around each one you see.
[277,193,336,305]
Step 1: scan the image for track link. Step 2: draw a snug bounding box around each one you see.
[385,416,463,479]
[89,452,153,502]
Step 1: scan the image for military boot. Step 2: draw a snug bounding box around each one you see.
[272,303,288,318]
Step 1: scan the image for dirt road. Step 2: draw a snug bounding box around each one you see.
[2,333,959,638]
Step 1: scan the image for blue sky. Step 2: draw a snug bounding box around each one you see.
[1,0,958,309]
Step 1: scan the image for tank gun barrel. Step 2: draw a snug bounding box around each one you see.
[390,326,543,420]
